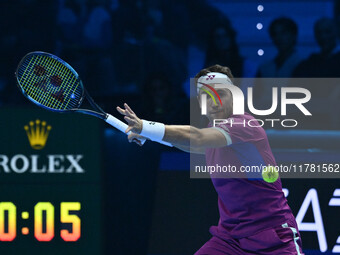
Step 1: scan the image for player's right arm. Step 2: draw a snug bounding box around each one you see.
[128,132,205,154]
[127,132,210,154]
[127,132,206,154]
[118,104,230,153]
[163,125,229,149]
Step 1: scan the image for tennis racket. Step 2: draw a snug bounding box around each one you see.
[15,51,145,144]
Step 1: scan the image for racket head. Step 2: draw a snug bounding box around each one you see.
[15,51,85,112]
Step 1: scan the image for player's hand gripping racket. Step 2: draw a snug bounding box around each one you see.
[15,51,145,145]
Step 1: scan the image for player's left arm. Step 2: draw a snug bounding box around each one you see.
[117,103,229,150]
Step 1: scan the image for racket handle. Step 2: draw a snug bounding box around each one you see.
[105,114,146,145]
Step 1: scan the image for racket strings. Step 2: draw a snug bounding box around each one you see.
[17,53,83,110]
[24,55,56,107]
[18,55,65,108]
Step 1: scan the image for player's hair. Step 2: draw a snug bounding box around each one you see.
[194,64,234,85]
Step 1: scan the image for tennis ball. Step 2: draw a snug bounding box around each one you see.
[262,166,279,183]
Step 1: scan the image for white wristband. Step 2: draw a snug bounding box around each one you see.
[140,120,173,147]
[140,120,166,141]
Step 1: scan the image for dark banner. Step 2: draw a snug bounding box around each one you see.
[0,108,102,254]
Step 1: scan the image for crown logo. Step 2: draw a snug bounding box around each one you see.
[24,120,52,150]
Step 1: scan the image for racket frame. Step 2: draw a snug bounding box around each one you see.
[15,51,107,120]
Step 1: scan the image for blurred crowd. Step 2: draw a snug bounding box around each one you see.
[0,0,340,129]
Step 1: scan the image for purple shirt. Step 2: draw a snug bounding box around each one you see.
[206,113,294,239]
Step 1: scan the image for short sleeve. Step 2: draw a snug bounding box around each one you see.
[211,126,232,146]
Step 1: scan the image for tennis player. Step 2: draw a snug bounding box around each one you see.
[117,64,304,255]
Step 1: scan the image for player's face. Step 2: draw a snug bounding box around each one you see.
[198,86,233,122]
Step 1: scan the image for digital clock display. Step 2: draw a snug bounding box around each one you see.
[0,202,81,242]
[0,109,103,254]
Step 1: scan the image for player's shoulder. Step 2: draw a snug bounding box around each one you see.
[231,112,254,120]
[210,113,268,144]
[211,112,263,132]
[226,113,266,137]
[228,112,259,127]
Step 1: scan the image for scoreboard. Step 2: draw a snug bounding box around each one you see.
[0,108,102,254]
